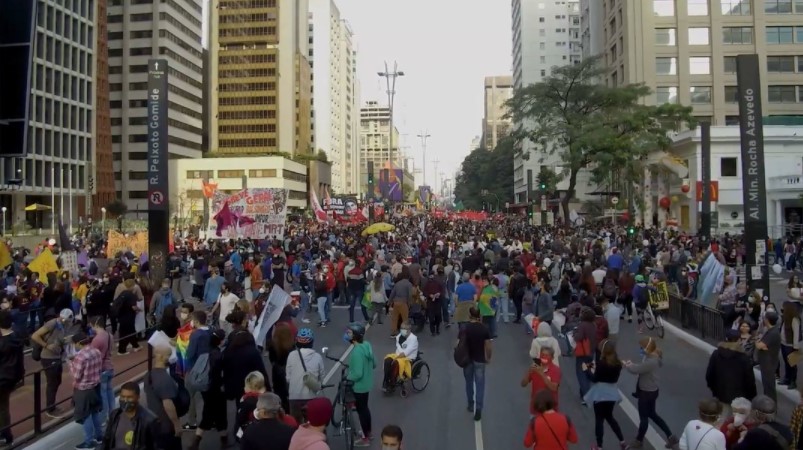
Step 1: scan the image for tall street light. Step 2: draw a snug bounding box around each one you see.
[101,207,106,236]
[378,62,404,185]
[1,207,6,236]
[417,131,430,188]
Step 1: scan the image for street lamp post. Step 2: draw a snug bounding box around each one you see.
[1,207,6,236]
[378,62,404,197]
[417,131,430,188]
[101,207,106,236]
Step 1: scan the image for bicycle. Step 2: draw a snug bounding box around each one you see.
[322,347,360,450]
[644,282,669,338]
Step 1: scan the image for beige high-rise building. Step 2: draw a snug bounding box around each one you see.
[591,0,803,125]
[483,76,513,150]
[209,0,313,156]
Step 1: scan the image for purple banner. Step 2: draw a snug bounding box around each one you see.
[380,169,403,202]
[418,185,431,204]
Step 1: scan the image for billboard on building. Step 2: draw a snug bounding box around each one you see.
[210,188,289,239]
[380,169,403,202]
[418,186,431,205]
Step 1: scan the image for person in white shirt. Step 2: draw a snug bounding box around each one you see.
[592,264,607,286]
[382,321,419,391]
[210,282,240,335]
[285,328,326,423]
[679,398,727,450]
[601,297,623,347]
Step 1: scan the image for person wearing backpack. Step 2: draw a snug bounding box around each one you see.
[285,328,325,423]
[144,346,184,450]
[150,278,175,326]
[188,329,227,450]
[184,311,211,431]
[0,310,24,447]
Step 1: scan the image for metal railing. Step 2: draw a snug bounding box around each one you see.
[2,326,156,449]
[667,294,727,343]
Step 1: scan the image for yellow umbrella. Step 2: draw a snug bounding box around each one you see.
[25,203,52,211]
[361,222,395,236]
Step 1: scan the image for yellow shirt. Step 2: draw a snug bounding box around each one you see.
[75,283,89,303]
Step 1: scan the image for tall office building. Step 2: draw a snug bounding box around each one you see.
[93,0,116,217]
[209,0,313,156]
[511,0,582,203]
[309,0,359,195]
[107,0,204,211]
[0,0,98,226]
[580,0,605,58]
[586,0,803,125]
[482,75,513,150]
[359,101,407,196]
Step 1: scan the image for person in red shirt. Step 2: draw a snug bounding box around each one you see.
[521,347,561,416]
[524,389,577,450]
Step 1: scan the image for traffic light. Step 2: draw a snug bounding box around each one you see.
[367,161,375,186]
[628,227,635,235]
[367,172,374,185]
[540,183,546,190]
[528,208,534,218]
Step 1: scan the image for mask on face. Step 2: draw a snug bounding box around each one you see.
[342,332,352,344]
[180,312,189,321]
[382,446,398,450]
[733,413,747,426]
[120,400,136,412]
[400,329,409,337]
[540,357,550,366]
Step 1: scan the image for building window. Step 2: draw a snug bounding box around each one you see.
[248,169,277,178]
[724,56,737,73]
[724,86,739,103]
[687,0,709,15]
[129,171,148,180]
[768,85,797,102]
[767,56,796,72]
[722,27,753,44]
[130,13,153,21]
[688,27,710,45]
[798,55,803,72]
[721,0,751,15]
[186,170,213,179]
[217,170,245,178]
[766,26,794,44]
[655,28,677,45]
[128,191,148,199]
[656,86,679,103]
[690,86,712,103]
[653,0,675,16]
[720,157,738,177]
[655,57,678,75]
[765,0,793,14]
[689,57,711,74]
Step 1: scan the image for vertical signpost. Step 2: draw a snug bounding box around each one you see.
[736,54,770,302]
[526,169,533,224]
[147,59,170,283]
[700,122,712,238]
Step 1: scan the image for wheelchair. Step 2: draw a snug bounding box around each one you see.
[384,351,431,398]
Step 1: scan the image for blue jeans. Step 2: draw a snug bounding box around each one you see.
[80,400,103,444]
[317,296,328,323]
[298,292,309,321]
[99,369,114,420]
[498,295,510,323]
[348,288,369,322]
[463,362,486,411]
[326,291,334,315]
[576,356,593,397]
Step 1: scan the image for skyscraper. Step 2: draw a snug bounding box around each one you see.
[0,0,98,225]
[93,0,116,217]
[511,0,582,203]
[359,101,409,197]
[209,0,313,156]
[107,0,204,211]
[309,0,360,195]
[482,75,513,150]
[585,0,803,125]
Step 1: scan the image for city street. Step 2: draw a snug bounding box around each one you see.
[28,290,803,450]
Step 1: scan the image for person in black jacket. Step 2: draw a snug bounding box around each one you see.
[0,309,24,446]
[102,382,160,450]
[583,339,626,450]
[240,393,295,450]
[223,328,268,441]
[706,329,757,416]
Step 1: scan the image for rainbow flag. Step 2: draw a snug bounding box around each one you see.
[175,323,193,378]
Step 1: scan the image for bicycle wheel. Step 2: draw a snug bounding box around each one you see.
[330,392,342,429]
[411,361,430,392]
[643,307,656,330]
[656,313,665,338]
[343,407,355,450]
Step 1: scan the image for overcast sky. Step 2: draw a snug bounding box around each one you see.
[338,0,512,189]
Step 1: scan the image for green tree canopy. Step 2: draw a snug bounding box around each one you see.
[454,137,515,211]
[505,56,695,223]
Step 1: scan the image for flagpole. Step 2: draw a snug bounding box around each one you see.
[68,167,73,234]
[50,165,55,235]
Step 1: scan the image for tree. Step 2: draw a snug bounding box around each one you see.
[105,199,128,232]
[454,137,515,211]
[506,56,695,223]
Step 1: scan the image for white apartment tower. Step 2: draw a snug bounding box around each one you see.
[309,0,359,195]
[511,0,583,203]
[107,0,204,211]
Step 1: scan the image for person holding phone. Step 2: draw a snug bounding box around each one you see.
[521,347,561,417]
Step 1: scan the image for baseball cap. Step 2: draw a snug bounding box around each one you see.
[305,397,333,427]
[59,309,74,320]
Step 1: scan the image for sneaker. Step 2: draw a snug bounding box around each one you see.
[627,441,644,449]
[182,423,197,430]
[75,443,96,449]
[466,403,474,412]
[301,318,311,324]
[46,407,68,419]
[473,410,482,421]
[131,346,142,353]
[116,351,129,356]
[320,322,327,328]
[354,438,371,447]
[591,445,601,450]
[665,435,679,449]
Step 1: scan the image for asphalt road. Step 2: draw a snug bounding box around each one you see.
[27,268,803,450]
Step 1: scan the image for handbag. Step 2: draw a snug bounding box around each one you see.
[297,348,322,392]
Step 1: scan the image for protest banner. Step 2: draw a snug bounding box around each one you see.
[211,188,288,239]
[252,285,292,346]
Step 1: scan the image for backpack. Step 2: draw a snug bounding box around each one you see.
[185,352,210,392]
[148,371,191,417]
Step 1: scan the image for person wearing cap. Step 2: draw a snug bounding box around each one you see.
[288,397,333,450]
[69,331,104,449]
[734,395,793,450]
[705,329,757,417]
[240,393,296,450]
[31,307,75,418]
[286,328,325,423]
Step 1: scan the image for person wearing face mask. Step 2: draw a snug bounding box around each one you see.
[705,329,757,417]
[209,282,239,335]
[522,347,561,417]
[720,397,754,450]
[678,398,726,450]
[101,382,160,450]
[734,395,792,450]
[32,308,75,418]
[380,425,404,450]
[69,332,104,449]
[756,311,782,403]
[382,321,419,392]
[345,322,376,447]
[240,392,296,450]
[288,397,333,450]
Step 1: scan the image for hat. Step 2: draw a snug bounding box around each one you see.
[59,309,74,320]
[305,397,333,427]
[725,329,740,342]
[256,392,282,413]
